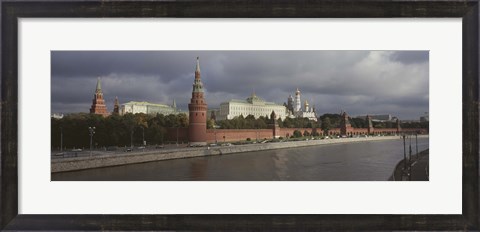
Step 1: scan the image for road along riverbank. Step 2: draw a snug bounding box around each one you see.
[389,149,429,181]
[52,135,429,173]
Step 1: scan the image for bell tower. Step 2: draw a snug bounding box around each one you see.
[188,57,208,146]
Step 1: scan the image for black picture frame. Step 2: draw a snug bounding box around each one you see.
[1,0,478,230]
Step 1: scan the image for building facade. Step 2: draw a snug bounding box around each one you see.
[90,77,109,117]
[285,88,317,121]
[217,93,287,120]
[188,57,208,146]
[120,101,179,115]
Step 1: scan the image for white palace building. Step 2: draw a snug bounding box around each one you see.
[217,93,287,120]
[120,100,182,116]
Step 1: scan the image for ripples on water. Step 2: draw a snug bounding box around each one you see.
[52,138,429,181]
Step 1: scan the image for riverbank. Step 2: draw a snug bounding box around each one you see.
[52,135,429,173]
[389,149,429,181]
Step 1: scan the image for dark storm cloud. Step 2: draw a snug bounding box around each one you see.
[51,50,429,120]
[389,51,429,65]
[51,51,197,83]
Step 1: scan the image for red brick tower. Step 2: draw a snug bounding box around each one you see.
[340,111,352,136]
[269,111,280,139]
[396,118,401,133]
[366,115,374,134]
[90,77,109,117]
[112,96,120,115]
[188,57,208,146]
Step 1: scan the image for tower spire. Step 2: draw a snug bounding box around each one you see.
[193,57,204,92]
[90,77,109,117]
[96,77,102,93]
[195,56,201,73]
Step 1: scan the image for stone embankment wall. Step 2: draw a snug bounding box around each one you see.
[52,135,429,173]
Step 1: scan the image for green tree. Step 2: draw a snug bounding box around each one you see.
[293,130,302,138]
[321,117,332,133]
[207,119,216,129]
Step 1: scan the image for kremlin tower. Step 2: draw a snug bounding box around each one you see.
[90,77,109,117]
[112,96,120,115]
[188,57,208,146]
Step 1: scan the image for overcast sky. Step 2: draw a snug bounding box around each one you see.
[51,50,428,120]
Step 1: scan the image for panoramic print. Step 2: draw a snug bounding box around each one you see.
[51,51,429,181]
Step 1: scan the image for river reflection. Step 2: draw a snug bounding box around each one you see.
[52,138,429,181]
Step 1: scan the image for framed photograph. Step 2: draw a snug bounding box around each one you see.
[2,0,478,230]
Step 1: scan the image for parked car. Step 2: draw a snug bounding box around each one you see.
[124,148,132,152]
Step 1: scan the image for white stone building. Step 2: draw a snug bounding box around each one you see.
[121,100,181,115]
[287,88,318,121]
[217,93,287,120]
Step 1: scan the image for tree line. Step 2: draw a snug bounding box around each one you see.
[51,113,188,150]
[209,115,321,130]
[52,112,429,150]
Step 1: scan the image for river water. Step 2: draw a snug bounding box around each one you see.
[52,137,429,181]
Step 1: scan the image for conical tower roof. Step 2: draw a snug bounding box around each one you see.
[95,77,102,93]
[195,56,200,73]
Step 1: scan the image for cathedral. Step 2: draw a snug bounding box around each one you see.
[285,88,317,121]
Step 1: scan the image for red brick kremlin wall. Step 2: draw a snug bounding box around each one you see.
[206,129,273,143]
[166,127,428,143]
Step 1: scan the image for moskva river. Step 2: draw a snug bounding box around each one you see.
[52,137,429,181]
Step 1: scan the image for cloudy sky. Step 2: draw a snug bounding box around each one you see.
[51,51,428,120]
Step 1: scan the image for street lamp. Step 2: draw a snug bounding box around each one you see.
[60,126,63,152]
[415,133,418,159]
[88,126,96,157]
[176,127,179,147]
[213,125,219,144]
[141,126,145,146]
[409,134,412,181]
[403,134,406,171]
[129,128,134,149]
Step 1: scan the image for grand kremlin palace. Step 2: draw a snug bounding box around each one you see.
[120,101,181,116]
[217,93,288,120]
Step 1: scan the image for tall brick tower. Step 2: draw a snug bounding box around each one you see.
[340,111,352,136]
[366,115,374,134]
[396,118,401,133]
[112,96,120,115]
[269,111,280,138]
[188,57,208,146]
[90,77,109,117]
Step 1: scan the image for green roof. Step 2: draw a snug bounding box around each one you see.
[223,99,282,106]
[123,101,172,108]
